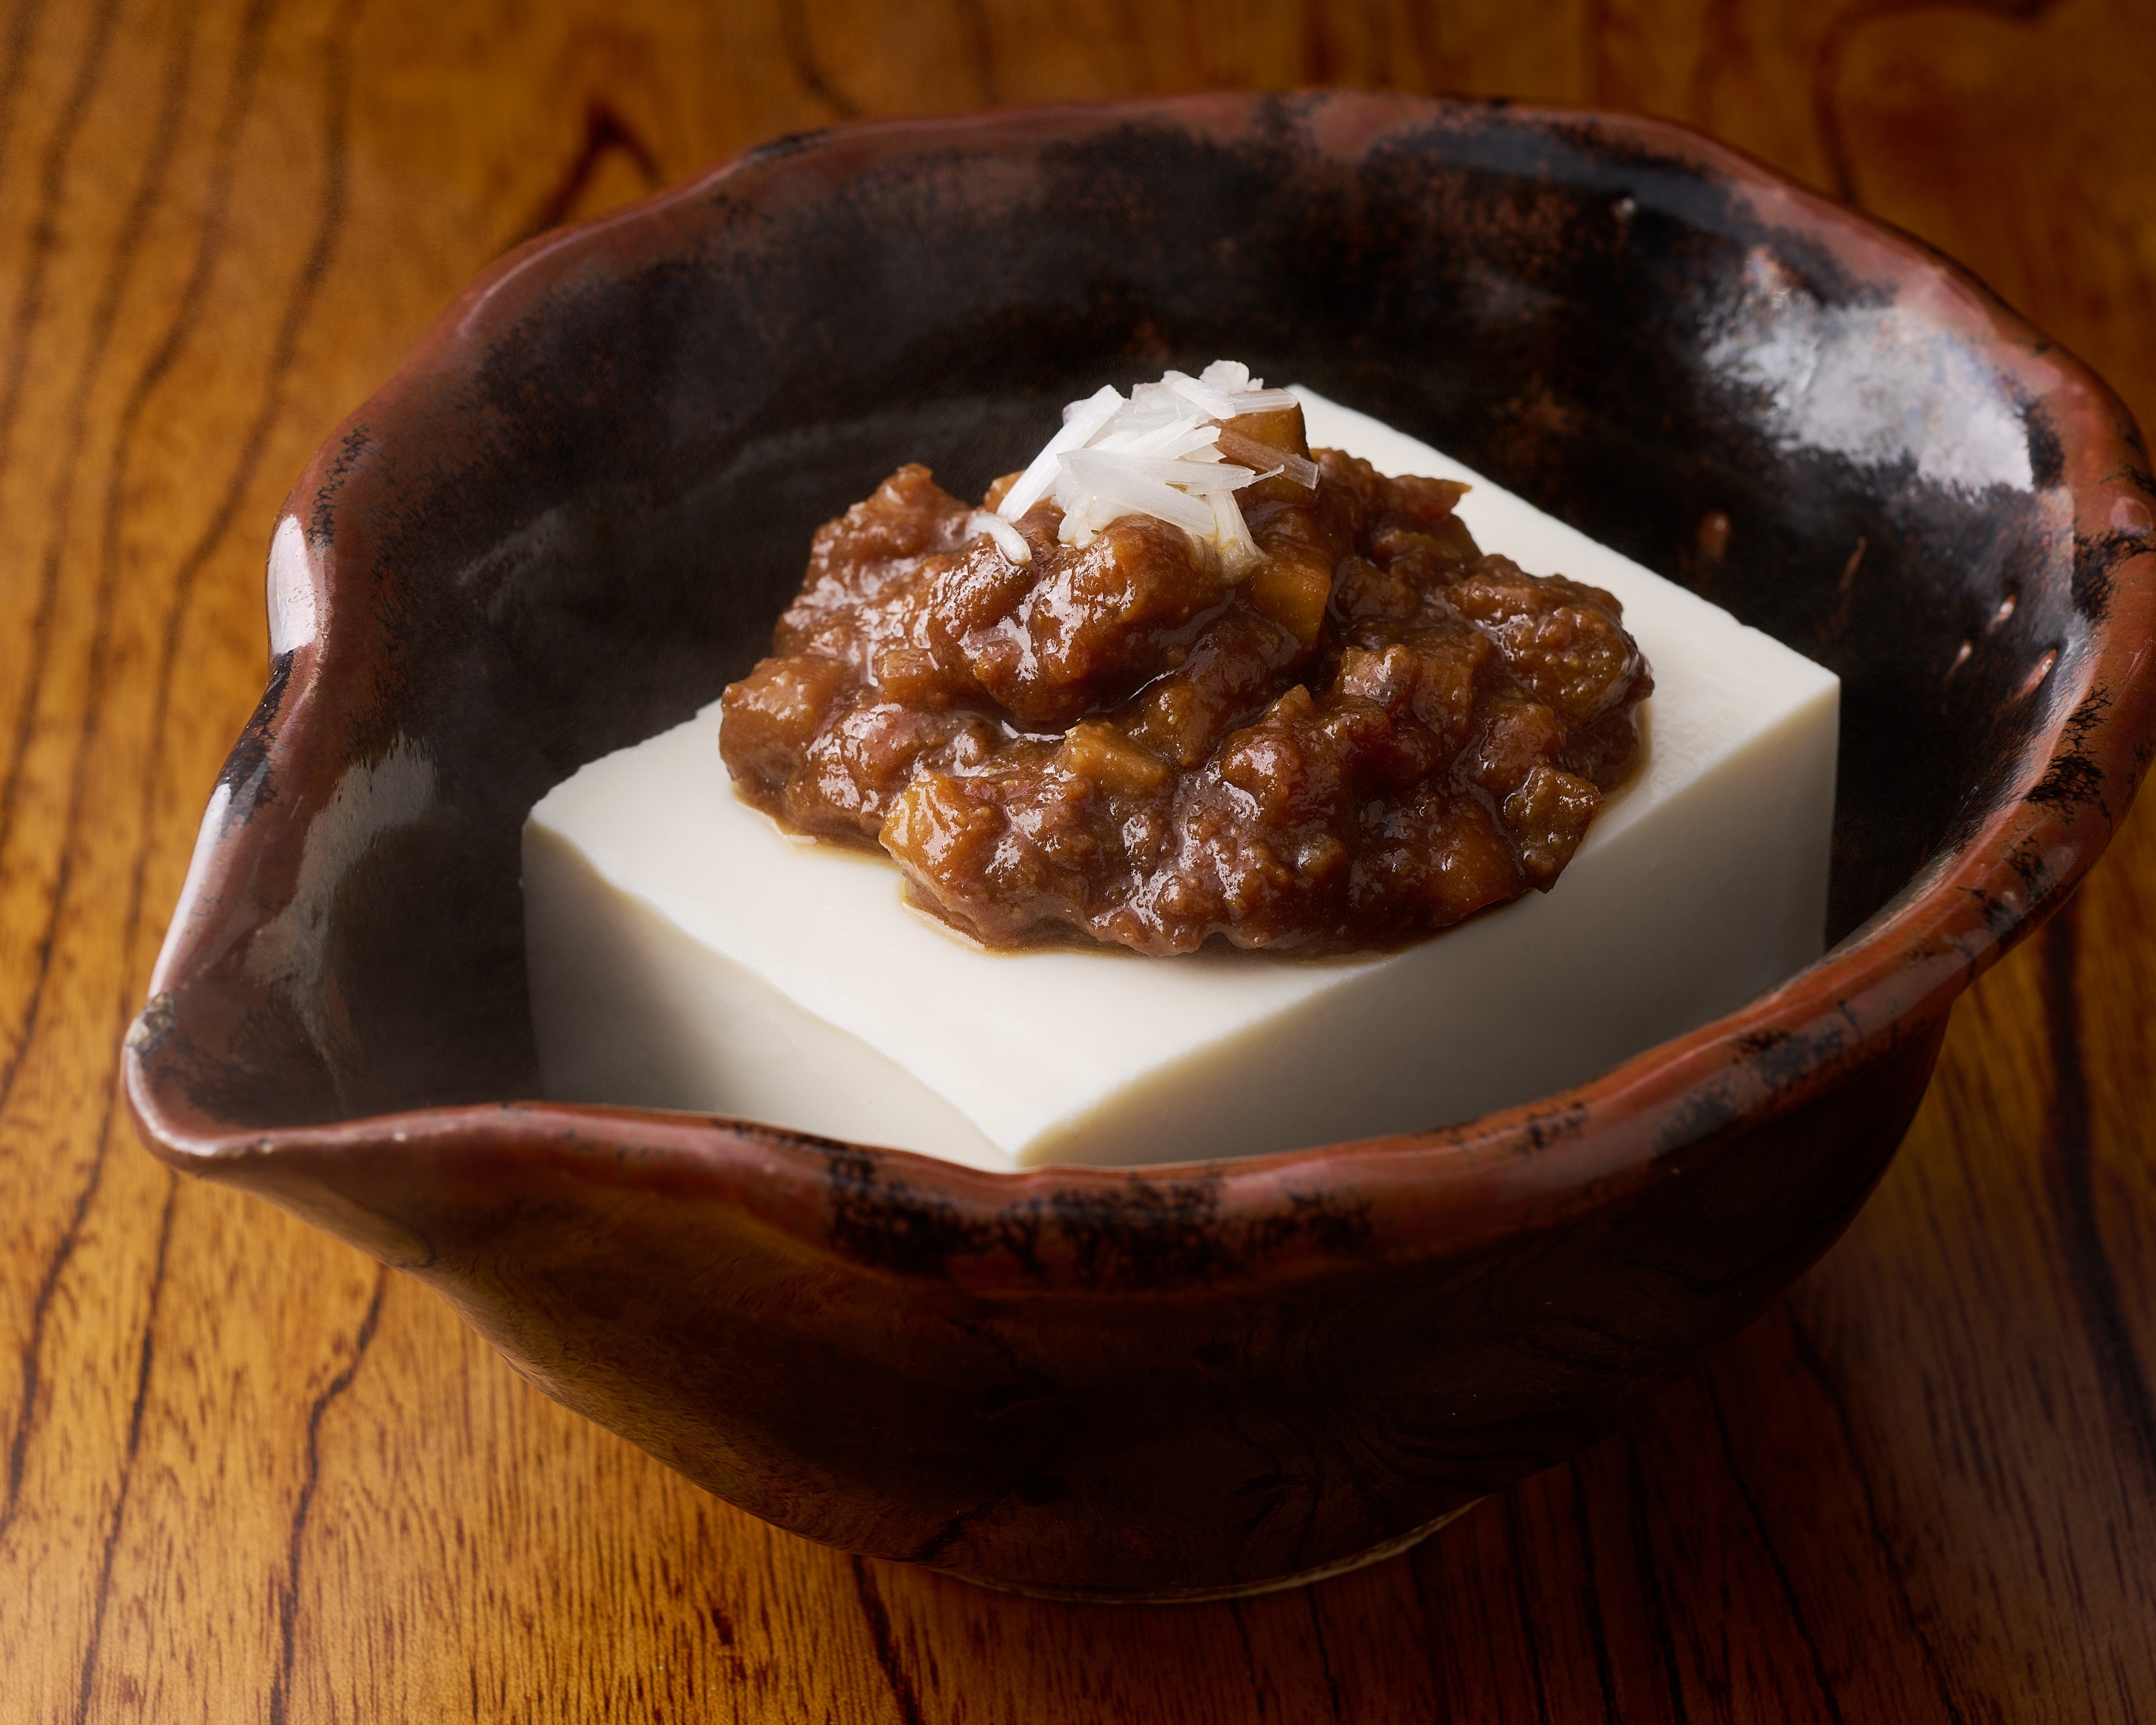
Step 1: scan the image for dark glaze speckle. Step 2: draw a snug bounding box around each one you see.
[823,1147,1047,1279]
[824,1147,1373,1289]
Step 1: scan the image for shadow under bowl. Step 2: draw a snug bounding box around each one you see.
[124,91,2156,1601]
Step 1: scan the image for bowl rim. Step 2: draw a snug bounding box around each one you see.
[123,89,2156,1282]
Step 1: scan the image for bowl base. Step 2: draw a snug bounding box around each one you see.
[931,1499,1484,1604]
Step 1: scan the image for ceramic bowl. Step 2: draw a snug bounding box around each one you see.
[124,91,2155,1601]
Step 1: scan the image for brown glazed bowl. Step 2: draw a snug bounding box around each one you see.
[124,91,2155,1601]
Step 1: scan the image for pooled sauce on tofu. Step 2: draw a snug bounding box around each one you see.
[720,382,1651,957]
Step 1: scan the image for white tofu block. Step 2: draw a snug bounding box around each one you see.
[523,391,1840,1171]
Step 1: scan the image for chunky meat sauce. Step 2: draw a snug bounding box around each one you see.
[719,411,1651,956]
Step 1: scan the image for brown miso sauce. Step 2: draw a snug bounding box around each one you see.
[719,405,1651,957]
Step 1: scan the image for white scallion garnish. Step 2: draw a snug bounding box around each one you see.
[993,363,1302,574]
[995,385,1122,523]
[967,510,1032,565]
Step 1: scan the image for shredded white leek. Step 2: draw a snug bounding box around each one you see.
[966,510,1032,565]
[993,361,1310,574]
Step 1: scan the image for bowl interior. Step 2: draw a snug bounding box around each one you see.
[221,98,2073,1127]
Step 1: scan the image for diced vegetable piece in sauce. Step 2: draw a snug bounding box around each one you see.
[719,374,1651,956]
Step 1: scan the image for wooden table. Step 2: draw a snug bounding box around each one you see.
[3,1,2152,1717]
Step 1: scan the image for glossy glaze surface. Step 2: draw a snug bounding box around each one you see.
[123,91,2155,1597]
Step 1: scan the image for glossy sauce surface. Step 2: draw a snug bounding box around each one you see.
[721,413,1651,954]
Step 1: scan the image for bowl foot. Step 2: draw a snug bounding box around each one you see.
[931,1499,1484,1604]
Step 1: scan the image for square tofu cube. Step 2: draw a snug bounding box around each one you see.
[522,391,1839,1170]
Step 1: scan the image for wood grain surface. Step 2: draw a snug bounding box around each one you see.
[1,1,2152,1718]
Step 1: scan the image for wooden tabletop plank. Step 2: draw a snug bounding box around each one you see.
[2,1,2151,1718]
